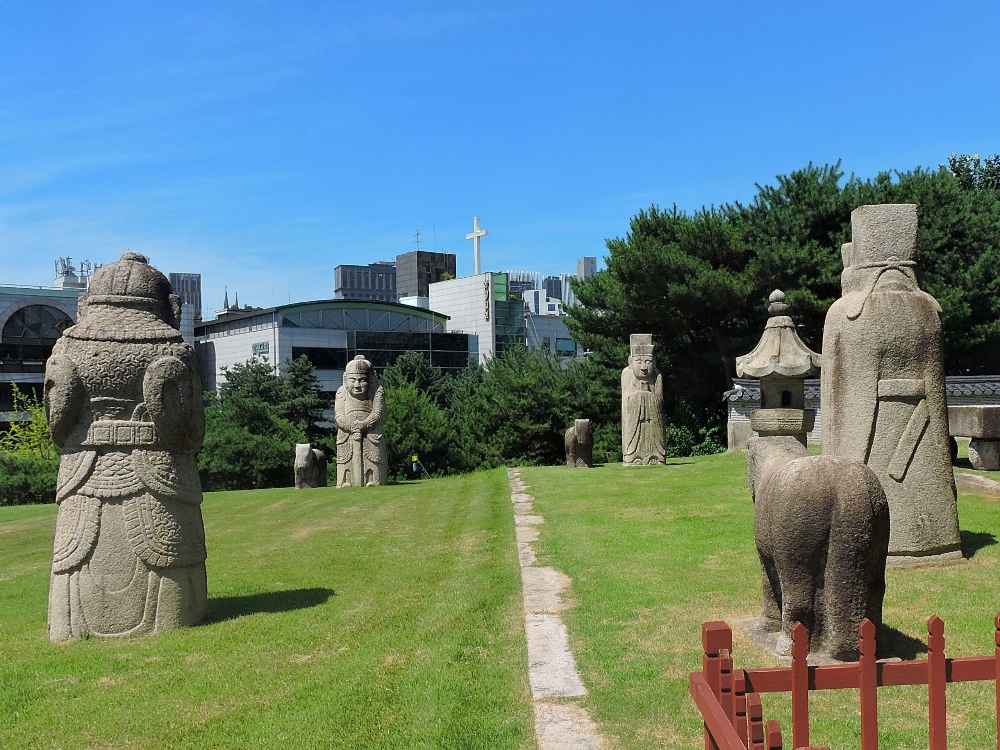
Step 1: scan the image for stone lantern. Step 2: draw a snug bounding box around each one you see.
[736,290,822,446]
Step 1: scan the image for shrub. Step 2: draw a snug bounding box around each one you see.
[0,453,59,505]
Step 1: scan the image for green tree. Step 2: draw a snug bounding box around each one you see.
[279,355,328,442]
[0,383,57,459]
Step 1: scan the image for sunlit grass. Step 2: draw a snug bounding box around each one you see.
[523,454,1000,749]
[0,470,535,750]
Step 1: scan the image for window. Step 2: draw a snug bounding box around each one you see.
[555,338,576,354]
[0,304,74,373]
[292,347,349,370]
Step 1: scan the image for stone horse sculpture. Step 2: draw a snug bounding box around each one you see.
[564,419,593,468]
[294,443,328,489]
[746,436,890,660]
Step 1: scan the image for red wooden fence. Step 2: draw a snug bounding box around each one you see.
[690,614,1000,749]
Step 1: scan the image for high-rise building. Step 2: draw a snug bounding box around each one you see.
[395,251,456,298]
[505,270,541,302]
[523,290,563,317]
[577,256,597,279]
[169,272,203,321]
[334,262,398,302]
[428,272,525,364]
[560,272,578,308]
[542,275,562,301]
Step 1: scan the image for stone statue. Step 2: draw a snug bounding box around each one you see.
[747,436,889,661]
[564,419,593,468]
[294,443,328,489]
[44,252,207,641]
[621,334,666,465]
[821,204,961,565]
[334,355,388,487]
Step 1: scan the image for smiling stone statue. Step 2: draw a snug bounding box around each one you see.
[334,355,387,487]
[622,333,666,466]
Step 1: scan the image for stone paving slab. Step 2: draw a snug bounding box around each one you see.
[534,702,604,750]
[526,613,587,698]
[522,566,570,613]
[515,514,544,526]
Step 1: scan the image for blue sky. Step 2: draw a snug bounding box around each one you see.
[2,1,999,315]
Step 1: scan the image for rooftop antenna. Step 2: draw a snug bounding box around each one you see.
[434,221,437,252]
[415,228,421,250]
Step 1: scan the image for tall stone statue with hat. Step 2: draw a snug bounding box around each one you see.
[44,251,208,641]
[822,204,961,565]
[335,355,388,487]
[622,333,667,465]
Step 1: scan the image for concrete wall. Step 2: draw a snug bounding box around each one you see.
[428,274,495,364]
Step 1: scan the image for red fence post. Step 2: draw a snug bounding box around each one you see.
[791,622,810,749]
[765,719,783,750]
[703,621,733,750]
[721,649,735,726]
[734,669,749,747]
[747,692,765,750]
[928,615,947,750]
[859,618,879,750]
[994,613,1000,750]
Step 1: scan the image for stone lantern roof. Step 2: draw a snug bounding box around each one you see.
[736,290,822,378]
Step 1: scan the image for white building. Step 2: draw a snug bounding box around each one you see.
[428,272,524,365]
[195,299,473,394]
[523,289,563,317]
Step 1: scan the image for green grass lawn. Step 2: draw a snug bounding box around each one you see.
[523,454,1000,750]
[0,470,535,750]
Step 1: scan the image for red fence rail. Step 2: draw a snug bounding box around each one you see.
[690,614,1000,749]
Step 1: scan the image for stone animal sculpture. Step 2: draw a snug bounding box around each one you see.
[334,355,387,487]
[746,436,890,661]
[564,419,593,468]
[822,203,960,565]
[621,334,666,465]
[44,251,207,641]
[294,443,328,489]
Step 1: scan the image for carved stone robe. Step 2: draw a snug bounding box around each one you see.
[45,303,207,641]
[822,272,960,559]
[621,369,666,466]
[334,385,387,487]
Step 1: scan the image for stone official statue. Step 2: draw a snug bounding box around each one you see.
[334,355,388,487]
[621,334,666,465]
[821,204,961,565]
[44,252,207,641]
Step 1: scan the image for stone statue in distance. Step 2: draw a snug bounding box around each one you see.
[747,436,890,661]
[821,204,961,566]
[621,334,666,465]
[45,251,208,641]
[564,418,593,468]
[294,443,328,489]
[334,355,388,487]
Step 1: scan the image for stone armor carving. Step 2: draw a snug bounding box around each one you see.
[621,334,666,465]
[44,252,207,641]
[821,204,961,564]
[294,443,328,489]
[564,418,593,468]
[747,436,889,661]
[334,355,388,487]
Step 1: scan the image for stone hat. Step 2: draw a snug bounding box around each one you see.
[345,355,373,375]
[65,252,183,342]
[629,333,654,357]
[842,204,918,268]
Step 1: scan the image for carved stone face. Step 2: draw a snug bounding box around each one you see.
[346,372,369,398]
[629,354,655,382]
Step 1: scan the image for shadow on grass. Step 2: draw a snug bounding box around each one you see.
[205,587,336,623]
[878,624,929,660]
[961,530,997,559]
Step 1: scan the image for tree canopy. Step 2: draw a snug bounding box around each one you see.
[567,158,1000,428]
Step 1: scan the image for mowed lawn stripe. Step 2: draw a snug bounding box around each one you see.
[0,469,535,750]
[524,454,1000,750]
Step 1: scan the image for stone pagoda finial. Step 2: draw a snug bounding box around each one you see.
[736,290,821,446]
[736,290,821,380]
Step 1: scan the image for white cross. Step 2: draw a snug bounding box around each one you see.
[466,216,488,275]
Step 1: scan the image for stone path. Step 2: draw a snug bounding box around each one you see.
[507,468,605,750]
